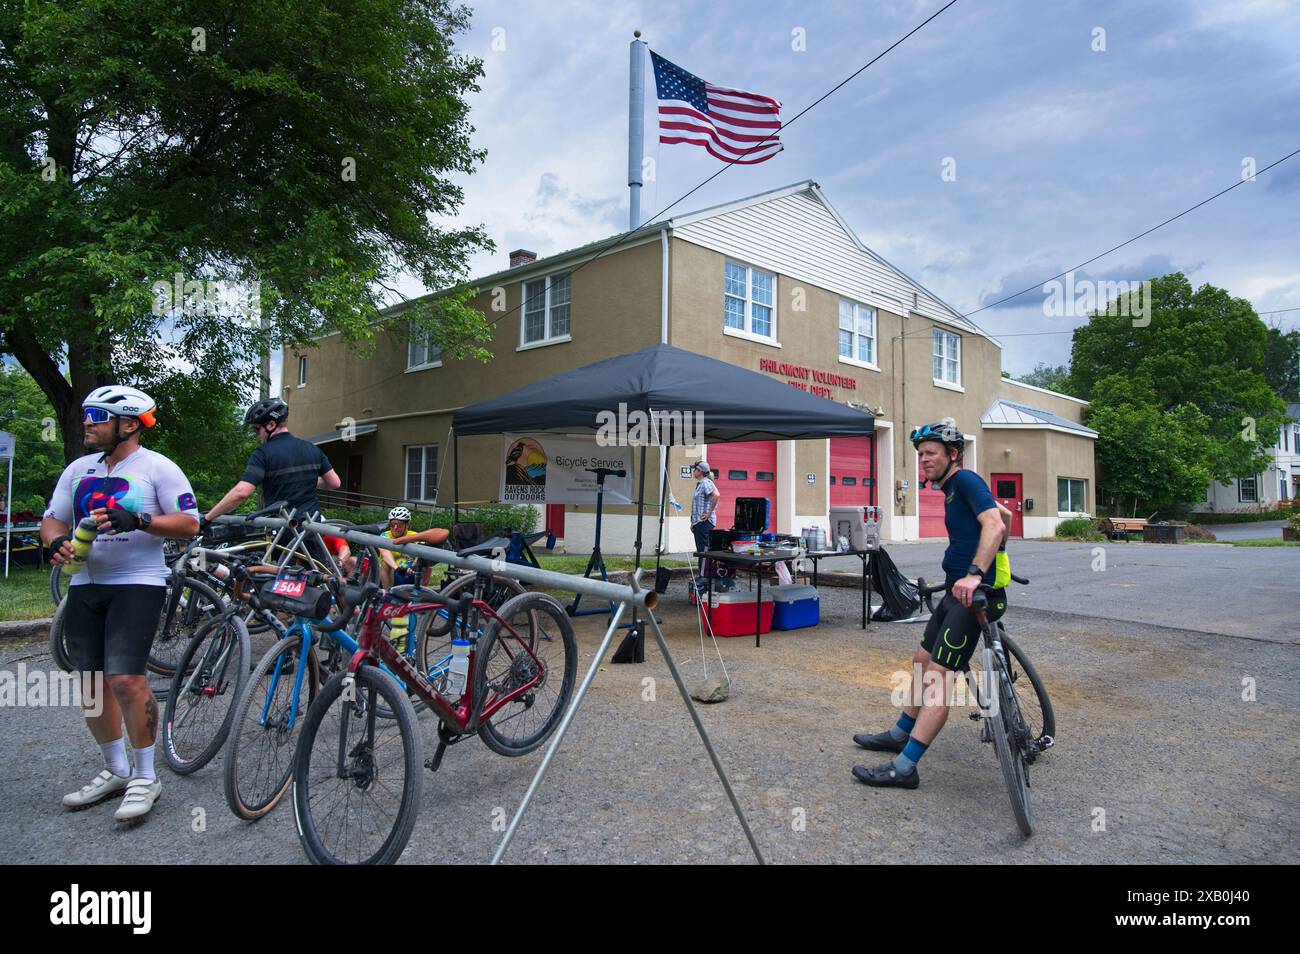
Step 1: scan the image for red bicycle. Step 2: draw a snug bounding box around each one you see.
[291,577,577,864]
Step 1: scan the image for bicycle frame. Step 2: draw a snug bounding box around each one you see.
[347,595,546,734]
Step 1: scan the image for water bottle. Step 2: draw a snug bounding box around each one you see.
[447,638,471,698]
[65,517,99,575]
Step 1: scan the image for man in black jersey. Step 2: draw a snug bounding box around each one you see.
[203,398,341,524]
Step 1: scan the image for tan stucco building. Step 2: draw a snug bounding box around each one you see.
[284,181,1096,550]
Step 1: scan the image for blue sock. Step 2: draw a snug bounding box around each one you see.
[888,712,916,743]
[893,737,928,773]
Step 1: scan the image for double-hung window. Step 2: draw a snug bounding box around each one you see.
[522,273,571,346]
[839,300,876,365]
[1238,476,1258,503]
[297,355,307,387]
[1057,477,1087,513]
[405,445,438,502]
[723,260,776,341]
[933,329,961,386]
[407,324,441,370]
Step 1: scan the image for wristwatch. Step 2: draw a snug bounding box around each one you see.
[137,511,153,533]
[967,562,985,577]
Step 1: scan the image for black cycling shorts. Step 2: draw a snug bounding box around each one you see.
[63,583,166,675]
[920,587,1007,672]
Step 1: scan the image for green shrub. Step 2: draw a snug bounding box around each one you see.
[319,502,538,538]
[1055,516,1105,541]
[1188,510,1289,524]
[1289,512,1300,533]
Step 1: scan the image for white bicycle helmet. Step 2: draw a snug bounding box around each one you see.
[387,506,412,522]
[82,385,157,427]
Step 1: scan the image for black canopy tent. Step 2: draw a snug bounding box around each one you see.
[450,343,873,606]
[452,343,875,443]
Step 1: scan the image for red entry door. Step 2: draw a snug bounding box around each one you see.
[991,473,1023,537]
[917,456,946,537]
[829,436,876,507]
[545,503,565,538]
[709,441,777,531]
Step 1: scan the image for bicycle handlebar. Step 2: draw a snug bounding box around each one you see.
[916,572,1030,612]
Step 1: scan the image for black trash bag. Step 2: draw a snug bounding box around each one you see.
[611,620,645,664]
[869,547,921,621]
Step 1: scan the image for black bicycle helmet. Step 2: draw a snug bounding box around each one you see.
[909,420,964,451]
[244,397,289,428]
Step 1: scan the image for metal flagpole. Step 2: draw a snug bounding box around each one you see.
[4,455,11,578]
[628,31,646,230]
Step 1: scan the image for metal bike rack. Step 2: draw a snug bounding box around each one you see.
[215,514,766,864]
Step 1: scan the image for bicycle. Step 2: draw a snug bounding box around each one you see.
[916,573,1054,837]
[291,576,578,864]
[160,591,252,776]
[223,564,423,820]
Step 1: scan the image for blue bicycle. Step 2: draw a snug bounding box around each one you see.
[223,567,452,821]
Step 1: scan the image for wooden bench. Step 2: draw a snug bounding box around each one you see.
[1099,517,1148,540]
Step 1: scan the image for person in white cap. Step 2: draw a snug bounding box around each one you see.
[41,386,200,824]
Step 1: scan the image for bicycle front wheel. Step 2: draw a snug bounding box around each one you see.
[474,592,577,756]
[49,565,66,607]
[1000,630,1055,748]
[292,667,423,865]
[162,614,251,775]
[150,575,225,678]
[984,644,1033,837]
[224,633,321,820]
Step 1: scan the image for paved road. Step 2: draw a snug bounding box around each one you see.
[1198,520,1289,541]
[804,539,1298,642]
[1,583,1295,865]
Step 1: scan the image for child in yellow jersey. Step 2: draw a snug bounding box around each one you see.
[378,506,450,653]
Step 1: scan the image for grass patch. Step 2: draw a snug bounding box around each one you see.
[1228,538,1300,547]
[0,565,54,622]
[536,554,690,575]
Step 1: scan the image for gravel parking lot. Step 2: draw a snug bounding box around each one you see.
[1,540,1295,865]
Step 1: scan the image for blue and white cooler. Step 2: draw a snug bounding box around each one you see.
[769,584,820,630]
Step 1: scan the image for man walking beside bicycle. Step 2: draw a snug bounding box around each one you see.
[853,420,1011,789]
[41,387,201,822]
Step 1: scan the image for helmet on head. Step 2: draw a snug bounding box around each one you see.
[909,421,964,452]
[82,385,157,427]
[387,506,411,523]
[244,397,289,428]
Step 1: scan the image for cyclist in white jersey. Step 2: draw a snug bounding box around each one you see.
[41,386,200,823]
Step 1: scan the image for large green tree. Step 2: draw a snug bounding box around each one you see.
[1014,362,1077,396]
[1263,324,1300,403]
[1070,273,1287,513]
[0,0,493,464]
[0,362,64,512]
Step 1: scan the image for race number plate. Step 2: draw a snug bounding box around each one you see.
[272,579,306,597]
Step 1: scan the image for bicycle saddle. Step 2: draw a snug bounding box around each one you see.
[456,536,511,558]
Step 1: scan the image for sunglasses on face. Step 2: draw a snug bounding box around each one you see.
[83,408,114,425]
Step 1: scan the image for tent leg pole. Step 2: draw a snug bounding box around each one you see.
[453,430,460,524]
[491,599,629,864]
[644,610,766,864]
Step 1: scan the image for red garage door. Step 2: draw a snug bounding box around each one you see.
[918,457,946,537]
[710,441,777,531]
[829,436,876,507]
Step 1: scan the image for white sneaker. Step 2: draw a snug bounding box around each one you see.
[62,769,131,810]
[113,777,161,823]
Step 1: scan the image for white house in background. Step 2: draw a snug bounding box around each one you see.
[1202,403,1300,511]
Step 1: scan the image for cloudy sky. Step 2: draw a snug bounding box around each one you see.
[403,0,1300,377]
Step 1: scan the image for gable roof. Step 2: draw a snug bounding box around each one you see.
[981,398,1098,438]
[382,181,992,342]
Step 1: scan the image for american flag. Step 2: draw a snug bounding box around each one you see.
[651,51,782,165]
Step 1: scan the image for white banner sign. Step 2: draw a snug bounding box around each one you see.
[499,434,634,504]
[0,431,14,460]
